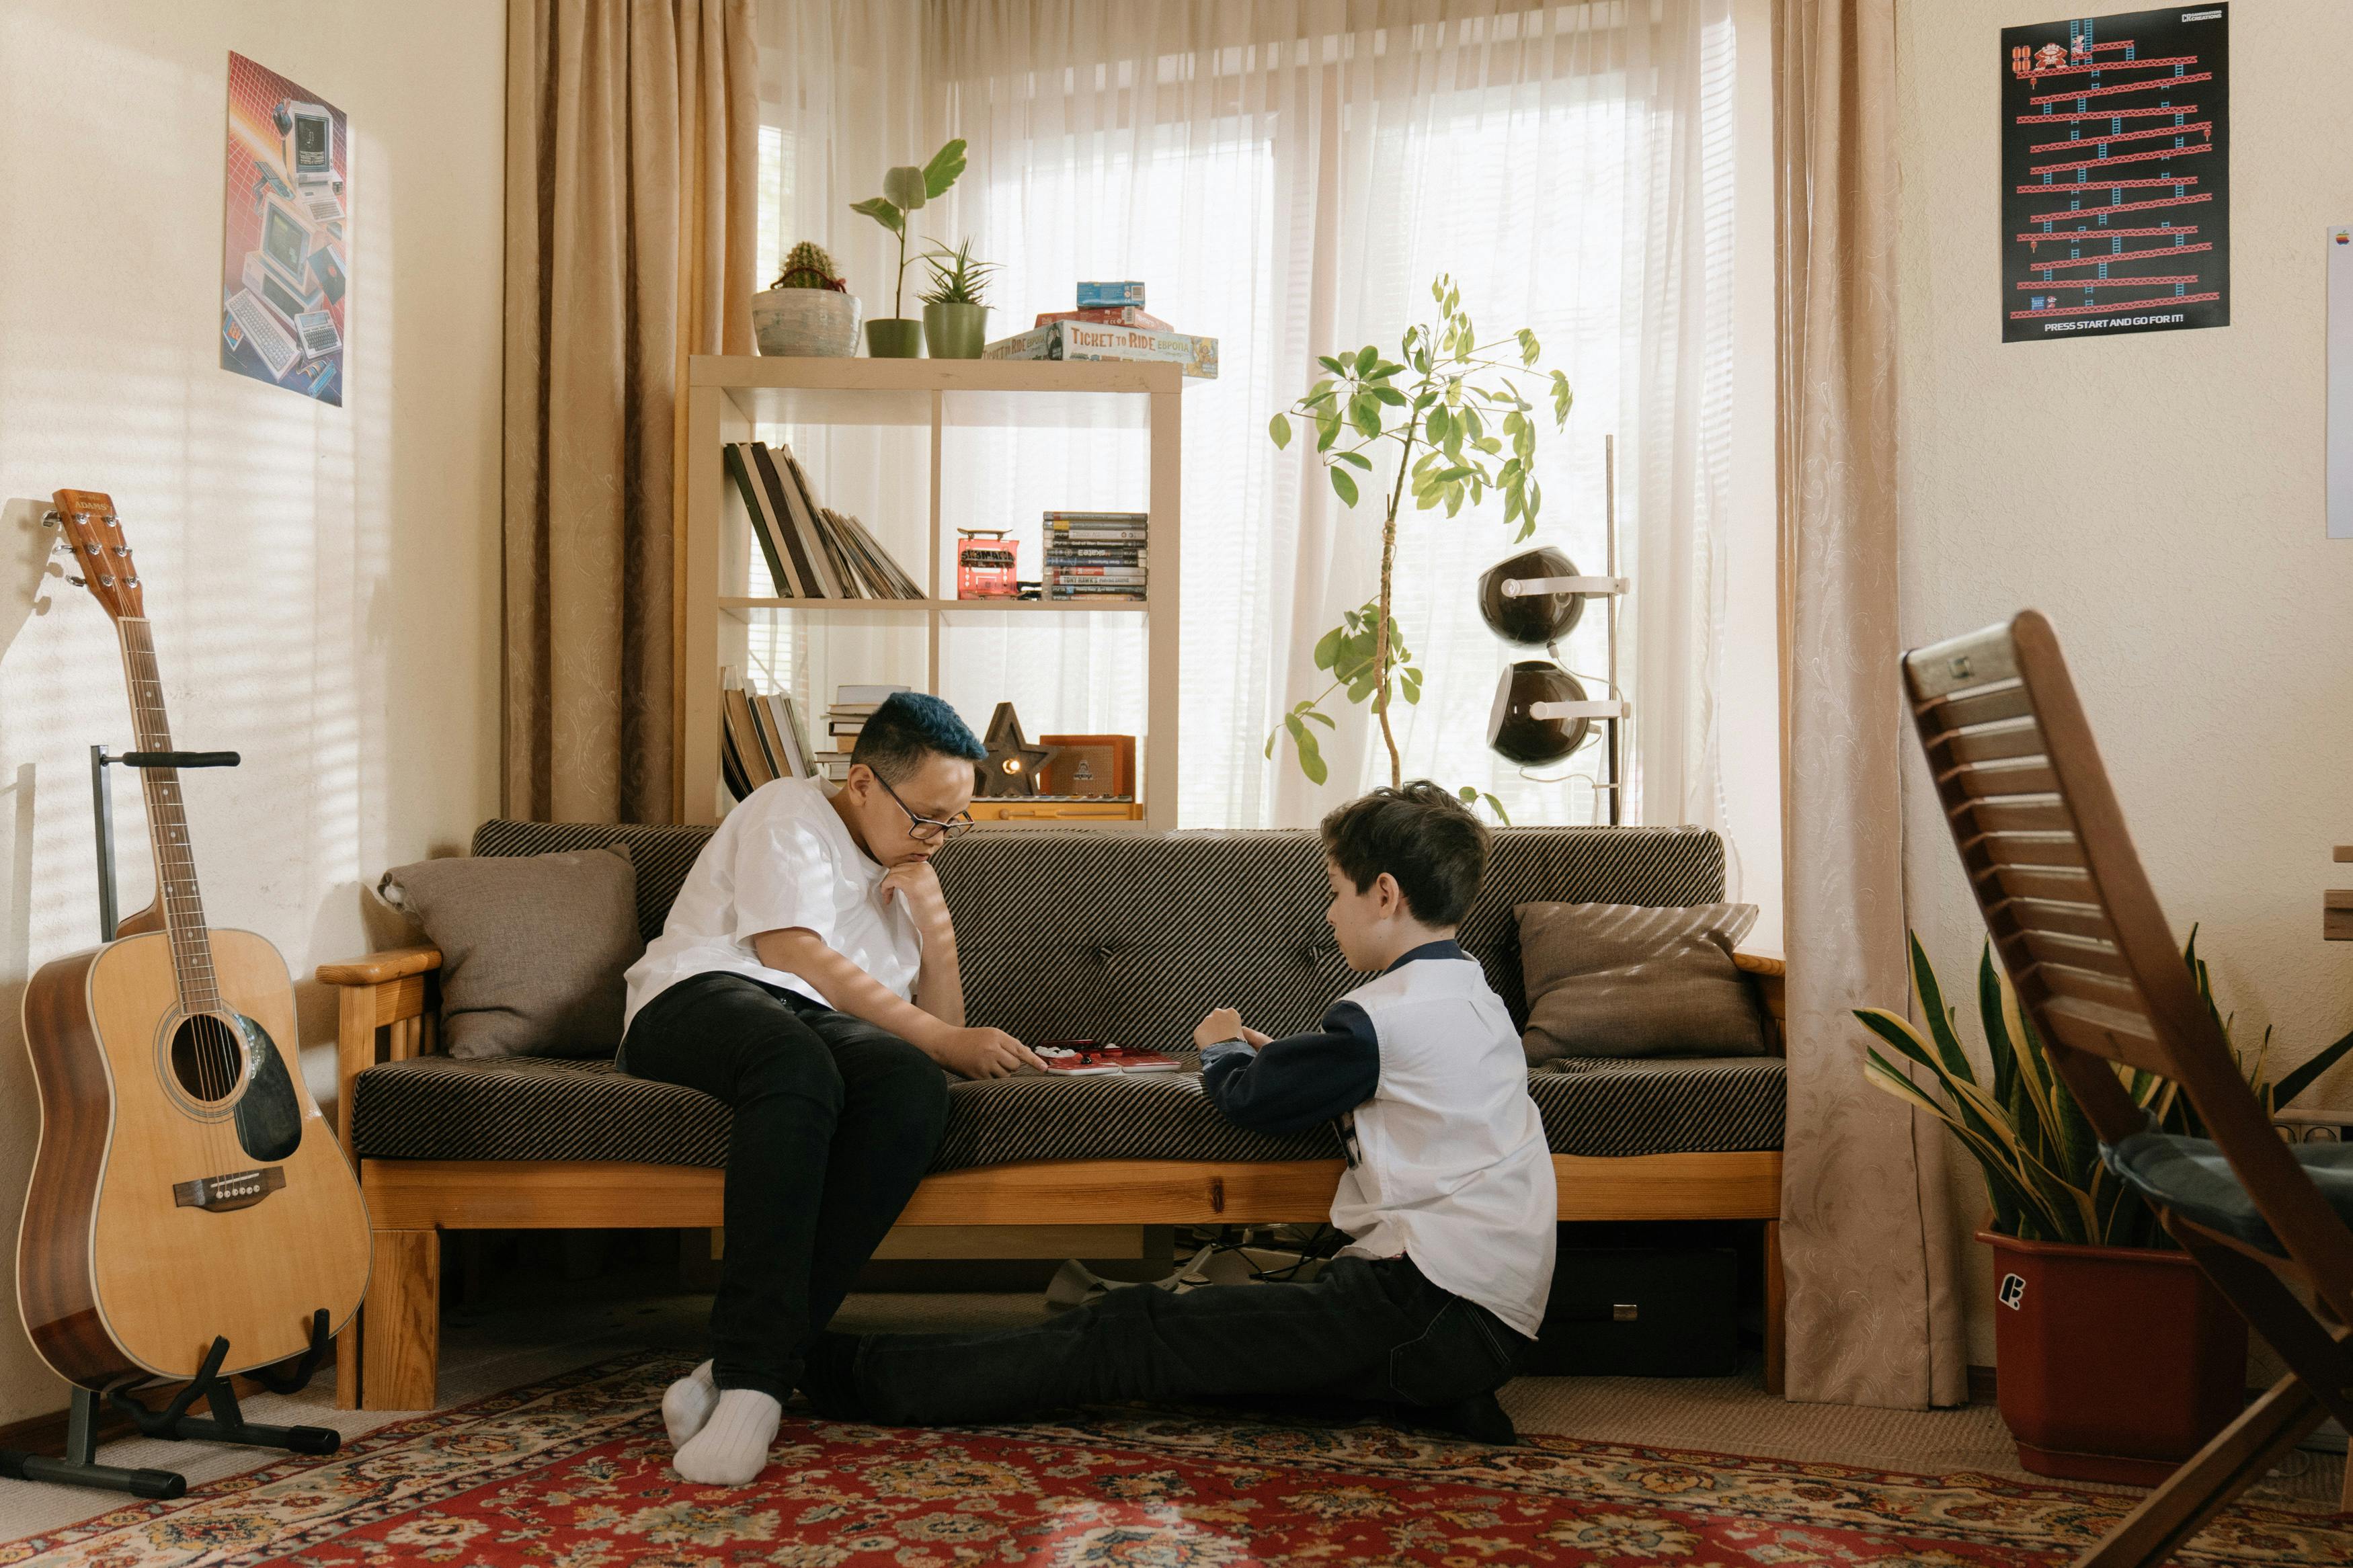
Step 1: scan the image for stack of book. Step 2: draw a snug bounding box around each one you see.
[807,683,912,783]
[719,679,815,800]
[1043,512,1147,602]
[982,280,1218,378]
[722,440,923,600]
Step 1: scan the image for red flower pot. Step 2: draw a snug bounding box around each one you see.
[1980,1227,2247,1485]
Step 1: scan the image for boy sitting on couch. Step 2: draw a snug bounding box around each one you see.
[804,780,1554,1444]
[624,692,1043,1483]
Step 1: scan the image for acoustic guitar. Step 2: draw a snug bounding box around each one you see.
[16,489,369,1388]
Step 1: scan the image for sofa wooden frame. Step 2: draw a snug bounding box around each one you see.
[321,946,1789,1411]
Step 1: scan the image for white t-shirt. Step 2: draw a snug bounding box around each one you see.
[622,777,924,1030]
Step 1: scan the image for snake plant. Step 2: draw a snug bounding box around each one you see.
[1858,932,2353,1249]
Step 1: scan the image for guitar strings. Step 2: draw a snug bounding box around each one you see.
[122,618,240,1168]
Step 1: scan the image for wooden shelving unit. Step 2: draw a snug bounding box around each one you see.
[678,356,1183,828]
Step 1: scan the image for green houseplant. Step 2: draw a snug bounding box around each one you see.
[850,139,967,358]
[1858,934,2353,1483]
[751,241,860,358]
[1264,275,1573,821]
[918,239,996,360]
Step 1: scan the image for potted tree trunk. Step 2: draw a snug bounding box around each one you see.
[1859,936,2353,1483]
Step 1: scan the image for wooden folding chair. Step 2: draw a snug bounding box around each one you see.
[1905,610,2353,1565]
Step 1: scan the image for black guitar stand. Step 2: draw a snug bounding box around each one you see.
[0,1313,340,1501]
[1,743,337,1501]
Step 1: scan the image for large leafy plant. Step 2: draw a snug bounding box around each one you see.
[1264,275,1572,816]
[850,139,967,321]
[1858,933,2353,1248]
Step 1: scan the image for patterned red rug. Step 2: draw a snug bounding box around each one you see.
[3,1353,2345,1567]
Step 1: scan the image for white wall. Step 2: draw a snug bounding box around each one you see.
[1897,2,2353,1364]
[0,1,504,1423]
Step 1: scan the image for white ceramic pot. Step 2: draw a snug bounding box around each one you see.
[752,288,862,357]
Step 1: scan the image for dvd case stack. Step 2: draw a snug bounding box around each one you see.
[1043,511,1147,602]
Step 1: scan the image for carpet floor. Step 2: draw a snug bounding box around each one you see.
[3,1348,2348,1567]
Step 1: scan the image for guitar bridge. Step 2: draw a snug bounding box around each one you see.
[173,1166,286,1212]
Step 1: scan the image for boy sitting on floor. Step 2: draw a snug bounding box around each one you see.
[805,780,1555,1444]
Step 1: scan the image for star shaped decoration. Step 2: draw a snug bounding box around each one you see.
[978,701,1054,797]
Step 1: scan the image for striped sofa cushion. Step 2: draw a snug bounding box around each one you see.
[348,821,1780,1169]
[346,1051,1784,1171]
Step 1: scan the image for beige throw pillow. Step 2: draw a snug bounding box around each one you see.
[378,844,642,1061]
[1516,901,1765,1063]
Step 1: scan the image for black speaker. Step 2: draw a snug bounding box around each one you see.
[1523,1245,1740,1377]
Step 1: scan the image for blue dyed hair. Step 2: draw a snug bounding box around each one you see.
[850,692,986,781]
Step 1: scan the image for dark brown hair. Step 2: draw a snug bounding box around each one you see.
[1318,780,1490,927]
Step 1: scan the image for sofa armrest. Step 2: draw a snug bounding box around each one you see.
[317,946,442,1161]
[1733,950,1786,1046]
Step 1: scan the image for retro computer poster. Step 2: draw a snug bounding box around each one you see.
[219,53,348,404]
[2001,6,2228,343]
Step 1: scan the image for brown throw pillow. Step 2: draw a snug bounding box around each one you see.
[378,844,643,1061]
[1516,901,1765,1063]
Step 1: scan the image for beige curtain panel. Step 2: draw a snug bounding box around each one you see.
[504,0,757,824]
[1773,0,1967,1408]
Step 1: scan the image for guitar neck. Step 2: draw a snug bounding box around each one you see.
[116,618,219,1012]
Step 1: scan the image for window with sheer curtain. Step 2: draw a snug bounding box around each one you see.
[751,0,1734,835]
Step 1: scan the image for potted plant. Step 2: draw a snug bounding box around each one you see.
[919,239,995,360]
[1263,274,1572,821]
[1859,934,2353,1484]
[850,138,967,358]
[751,241,861,357]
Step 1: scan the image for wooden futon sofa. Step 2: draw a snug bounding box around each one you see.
[321,821,1788,1411]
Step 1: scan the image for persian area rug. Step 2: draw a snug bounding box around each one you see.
[3,1352,2345,1567]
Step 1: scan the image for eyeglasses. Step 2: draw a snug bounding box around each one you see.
[873,772,976,843]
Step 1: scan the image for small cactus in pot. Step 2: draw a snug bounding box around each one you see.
[754,239,861,356]
[773,241,848,292]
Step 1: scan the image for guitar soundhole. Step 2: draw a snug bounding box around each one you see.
[168,1014,245,1104]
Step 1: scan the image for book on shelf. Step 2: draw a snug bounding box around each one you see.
[721,679,823,800]
[725,440,922,600]
[722,686,777,796]
[1075,280,1147,308]
[1035,306,1170,331]
[759,692,811,778]
[982,321,1218,379]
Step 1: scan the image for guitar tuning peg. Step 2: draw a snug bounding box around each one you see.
[39,509,60,528]
[66,575,87,587]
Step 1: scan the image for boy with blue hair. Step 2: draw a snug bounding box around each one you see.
[625,692,1044,1482]
[805,780,1554,1444]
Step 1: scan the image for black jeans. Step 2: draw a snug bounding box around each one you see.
[849,1253,1527,1426]
[622,971,950,1401]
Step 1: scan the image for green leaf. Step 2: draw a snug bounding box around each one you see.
[1400,667,1422,704]
[1354,345,1378,377]
[1312,625,1344,671]
[1350,395,1382,439]
[882,165,928,211]
[1303,708,1336,728]
[1330,467,1360,507]
[1424,405,1450,446]
[2270,1024,2353,1110]
[1370,386,1407,406]
[1318,354,1348,376]
[1516,327,1540,365]
[1268,413,1292,450]
[1316,415,1341,452]
[921,138,968,198]
[1333,450,1372,470]
[850,197,904,236]
[1430,464,1474,485]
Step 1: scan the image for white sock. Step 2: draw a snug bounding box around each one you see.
[662,1360,719,1449]
[672,1387,781,1485]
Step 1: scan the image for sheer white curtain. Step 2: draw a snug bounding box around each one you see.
[756,0,1734,835]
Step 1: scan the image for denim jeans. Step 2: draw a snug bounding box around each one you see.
[622,972,949,1401]
[849,1253,1527,1426]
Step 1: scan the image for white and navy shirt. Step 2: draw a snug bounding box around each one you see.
[1201,940,1556,1337]
[622,777,923,1031]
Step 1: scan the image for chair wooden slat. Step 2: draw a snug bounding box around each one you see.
[1917,679,2034,733]
[2019,927,2132,978]
[1945,756,2059,798]
[1989,863,2095,903]
[1997,897,2114,942]
[2035,960,2149,1014]
[1931,716,2047,767]
[1972,831,2086,870]
[1952,794,2072,835]
[2038,995,2171,1073]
